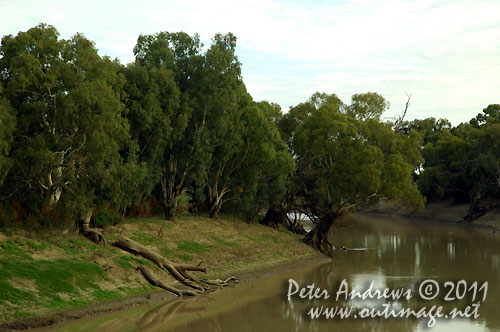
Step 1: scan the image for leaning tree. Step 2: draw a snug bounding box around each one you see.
[285,92,424,256]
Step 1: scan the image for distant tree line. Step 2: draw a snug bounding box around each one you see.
[1,24,496,255]
[400,104,500,221]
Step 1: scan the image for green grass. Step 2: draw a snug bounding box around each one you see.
[176,254,193,261]
[126,217,163,224]
[278,226,303,238]
[92,289,121,301]
[177,240,212,254]
[68,238,100,250]
[0,213,315,323]
[0,280,35,304]
[160,246,172,257]
[59,245,79,255]
[27,239,49,250]
[0,257,102,300]
[0,239,21,254]
[131,232,159,245]
[241,234,265,244]
[45,295,90,309]
[211,236,238,247]
[114,255,155,270]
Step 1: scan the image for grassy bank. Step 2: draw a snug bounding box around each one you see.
[0,214,317,325]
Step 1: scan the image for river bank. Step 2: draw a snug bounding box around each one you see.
[0,214,321,330]
[363,200,500,233]
[24,213,500,332]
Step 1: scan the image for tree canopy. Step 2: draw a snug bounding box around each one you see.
[1,23,497,257]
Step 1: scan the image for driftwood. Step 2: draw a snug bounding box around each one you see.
[114,235,238,295]
[80,212,239,296]
[137,266,198,296]
[114,235,208,291]
[203,276,239,286]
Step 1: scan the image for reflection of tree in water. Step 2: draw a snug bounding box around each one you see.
[325,214,500,331]
[134,298,206,331]
[62,215,499,331]
[283,263,417,332]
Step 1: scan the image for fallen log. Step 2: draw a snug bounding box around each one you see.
[114,235,210,292]
[137,266,198,296]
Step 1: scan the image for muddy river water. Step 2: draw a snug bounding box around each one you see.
[36,214,499,332]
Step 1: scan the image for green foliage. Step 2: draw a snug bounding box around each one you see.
[91,210,123,228]
[403,105,500,220]
[286,91,424,219]
[0,23,134,222]
[0,89,15,186]
[173,191,192,216]
[347,92,389,121]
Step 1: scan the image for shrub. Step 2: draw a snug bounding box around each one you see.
[91,210,123,228]
[174,191,192,216]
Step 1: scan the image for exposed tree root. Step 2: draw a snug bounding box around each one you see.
[303,227,335,257]
[302,210,340,257]
[81,208,106,245]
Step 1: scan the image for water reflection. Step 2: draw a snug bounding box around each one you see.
[37,215,500,332]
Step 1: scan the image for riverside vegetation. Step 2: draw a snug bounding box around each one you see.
[0,23,499,325]
[0,213,315,324]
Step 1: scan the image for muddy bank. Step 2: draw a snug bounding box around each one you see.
[1,255,328,332]
[363,200,500,233]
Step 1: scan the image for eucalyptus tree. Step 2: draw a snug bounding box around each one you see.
[418,105,500,220]
[0,86,15,187]
[283,92,424,256]
[221,102,295,221]
[124,31,208,219]
[196,33,251,218]
[237,101,294,222]
[346,92,389,121]
[0,24,132,224]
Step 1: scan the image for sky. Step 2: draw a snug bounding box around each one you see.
[1,0,499,125]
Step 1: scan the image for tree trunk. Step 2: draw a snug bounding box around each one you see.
[260,205,284,229]
[81,208,106,245]
[261,205,306,234]
[466,190,483,222]
[161,177,175,220]
[302,208,341,257]
[209,199,222,219]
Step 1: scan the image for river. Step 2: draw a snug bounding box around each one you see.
[34,214,500,332]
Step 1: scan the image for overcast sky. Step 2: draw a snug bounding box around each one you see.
[1,0,499,124]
